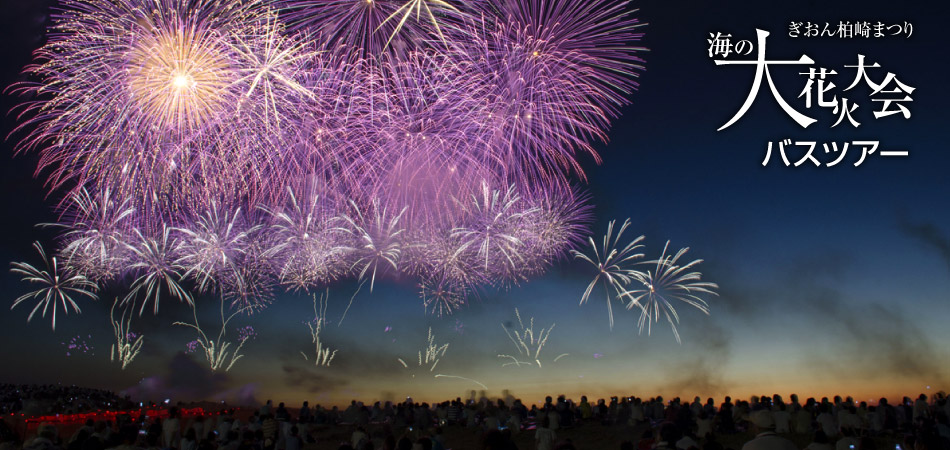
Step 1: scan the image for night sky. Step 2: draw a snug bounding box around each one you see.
[1,0,949,407]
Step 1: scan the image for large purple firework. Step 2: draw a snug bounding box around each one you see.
[8,0,645,324]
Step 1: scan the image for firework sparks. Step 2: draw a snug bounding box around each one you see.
[398,327,448,373]
[231,12,317,131]
[56,188,135,282]
[63,335,94,357]
[126,14,234,133]
[261,185,350,291]
[110,298,144,370]
[11,242,99,330]
[124,225,192,315]
[434,374,488,390]
[279,0,403,56]
[571,219,644,329]
[452,181,532,285]
[173,300,255,372]
[177,203,255,294]
[622,241,718,343]
[341,199,407,291]
[8,0,648,330]
[420,276,467,317]
[498,308,561,368]
[378,0,462,49]
[302,291,338,367]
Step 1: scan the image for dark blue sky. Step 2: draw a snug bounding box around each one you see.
[1,0,948,406]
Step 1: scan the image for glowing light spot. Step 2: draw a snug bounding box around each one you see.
[172,74,192,89]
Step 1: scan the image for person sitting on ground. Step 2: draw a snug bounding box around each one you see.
[835,428,859,450]
[804,430,834,450]
[654,423,681,450]
[740,410,797,450]
[351,427,368,449]
[635,430,654,450]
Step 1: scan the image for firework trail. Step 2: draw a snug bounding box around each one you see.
[173,300,255,372]
[498,308,562,368]
[398,327,448,373]
[571,219,644,329]
[10,242,99,330]
[434,374,488,390]
[622,241,718,343]
[302,291,338,366]
[110,298,144,369]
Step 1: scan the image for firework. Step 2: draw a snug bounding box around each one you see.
[231,12,318,132]
[497,308,561,368]
[398,327,448,372]
[621,241,718,343]
[219,238,276,313]
[301,291,338,366]
[377,0,463,49]
[8,0,648,327]
[448,0,645,190]
[124,225,192,315]
[341,199,408,291]
[10,242,99,330]
[110,298,144,369]
[278,0,473,56]
[345,50,491,228]
[419,275,467,316]
[516,187,593,274]
[260,185,351,291]
[571,219,644,329]
[176,203,255,293]
[452,181,531,285]
[434,374,488,390]
[63,335,94,356]
[279,0,405,56]
[9,0,323,225]
[56,188,135,282]
[173,301,255,372]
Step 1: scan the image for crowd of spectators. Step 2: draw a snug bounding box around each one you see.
[0,385,129,416]
[2,391,950,450]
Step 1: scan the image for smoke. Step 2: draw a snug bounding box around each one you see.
[659,319,732,398]
[121,352,259,405]
[783,253,948,387]
[899,220,950,272]
[281,363,350,393]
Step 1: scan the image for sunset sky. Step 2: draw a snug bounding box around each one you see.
[1,0,948,408]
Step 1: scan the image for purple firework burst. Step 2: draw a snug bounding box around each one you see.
[8,0,645,323]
